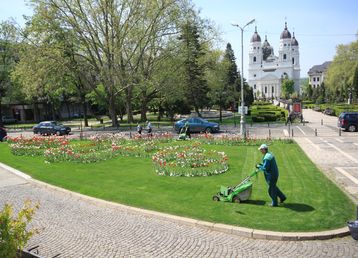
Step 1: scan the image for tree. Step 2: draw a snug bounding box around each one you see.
[0,19,18,126]
[325,41,358,101]
[352,64,358,100]
[223,43,240,109]
[179,20,209,117]
[28,0,189,126]
[206,50,230,122]
[281,78,295,99]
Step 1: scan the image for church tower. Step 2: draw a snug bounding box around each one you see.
[249,26,262,66]
[247,22,301,99]
[278,22,292,64]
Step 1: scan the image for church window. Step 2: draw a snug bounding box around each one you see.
[254,47,256,49]
[254,74,256,77]
[265,87,267,93]
[253,56,256,62]
[317,77,320,82]
[313,77,316,82]
[283,54,287,60]
[284,44,286,46]
[272,86,274,93]
[317,84,320,87]
[292,58,295,64]
[258,47,260,49]
[254,84,256,89]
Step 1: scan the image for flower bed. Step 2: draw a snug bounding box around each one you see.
[7,135,229,177]
[7,136,69,156]
[152,143,229,177]
[195,133,294,146]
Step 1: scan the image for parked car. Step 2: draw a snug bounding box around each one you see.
[323,108,335,116]
[2,116,17,124]
[338,112,358,132]
[33,121,71,136]
[0,127,7,142]
[174,117,220,133]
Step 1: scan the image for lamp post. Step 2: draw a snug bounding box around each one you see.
[348,87,353,105]
[232,19,255,138]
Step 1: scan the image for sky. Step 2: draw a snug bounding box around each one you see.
[1,0,357,78]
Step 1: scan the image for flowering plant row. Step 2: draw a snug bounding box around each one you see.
[195,133,294,146]
[152,143,229,177]
[7,136,69,156]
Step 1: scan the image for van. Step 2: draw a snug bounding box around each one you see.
[338,112,358,132]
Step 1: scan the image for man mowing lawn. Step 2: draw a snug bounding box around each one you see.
[257,144,286,207]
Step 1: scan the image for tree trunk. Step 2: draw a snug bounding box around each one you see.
[82,98,89,127]
[65,101,71,119]
[219,105,222,123]
[109,94,118,127]
[140,98,148,122]
[195,106,201,117]
[125,86,134,123]
[0,97,3,127]
[51,103,56,120]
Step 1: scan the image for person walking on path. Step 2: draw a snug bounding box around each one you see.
[137,123,142,136]
[146,120,152,138]
[257,144,286,207]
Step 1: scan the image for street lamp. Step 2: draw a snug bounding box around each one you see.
[348,87,353,105]
[232,19,255,138]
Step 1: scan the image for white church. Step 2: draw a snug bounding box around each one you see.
[248,22,300,99]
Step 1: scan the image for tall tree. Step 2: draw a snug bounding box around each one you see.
[28,0,188,126]
[0,20,18,126]
[206,50,230,122]
[179,20,209,117]
[281,78,295,99]
[223,43,240,110]
[352,64,358,100]
[325,41,358,100]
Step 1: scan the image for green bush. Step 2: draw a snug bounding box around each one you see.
[250,103,287,122]
[0,201,39,258]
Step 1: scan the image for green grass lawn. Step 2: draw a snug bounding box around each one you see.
[0,141,355,232]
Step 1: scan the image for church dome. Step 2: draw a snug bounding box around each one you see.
[262,35,270,47]
[280,22,291,39]
[250,26,261,43]
[291,32,299,46]
[262,36,273,60]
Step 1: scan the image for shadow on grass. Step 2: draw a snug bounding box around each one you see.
[242,200,266,206]
[283,203,315,212]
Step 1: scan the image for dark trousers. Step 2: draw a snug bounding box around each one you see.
[266,176,286,206]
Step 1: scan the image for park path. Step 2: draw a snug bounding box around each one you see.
[0,172,357,258]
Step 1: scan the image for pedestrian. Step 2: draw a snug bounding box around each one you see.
[137,123,142,135]
[146,120,152,138]
[183,121,191,139]
[256,144,286,207]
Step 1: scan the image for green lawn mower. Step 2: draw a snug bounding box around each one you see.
[212,169,260,203]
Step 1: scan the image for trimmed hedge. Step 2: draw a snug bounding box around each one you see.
[250,103,288,122]
[305,103,358,117]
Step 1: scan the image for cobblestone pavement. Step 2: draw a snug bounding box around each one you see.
[0,180,357,258]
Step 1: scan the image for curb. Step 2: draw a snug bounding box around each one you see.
[0,163,350,241]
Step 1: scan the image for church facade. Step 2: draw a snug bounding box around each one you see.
[248,23,300,99]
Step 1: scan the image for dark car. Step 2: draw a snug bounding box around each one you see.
[338,112,358,132]
[0,127,7,142]
[33,121,71,136]
[174,117,220,133]
[323,108,335,116]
